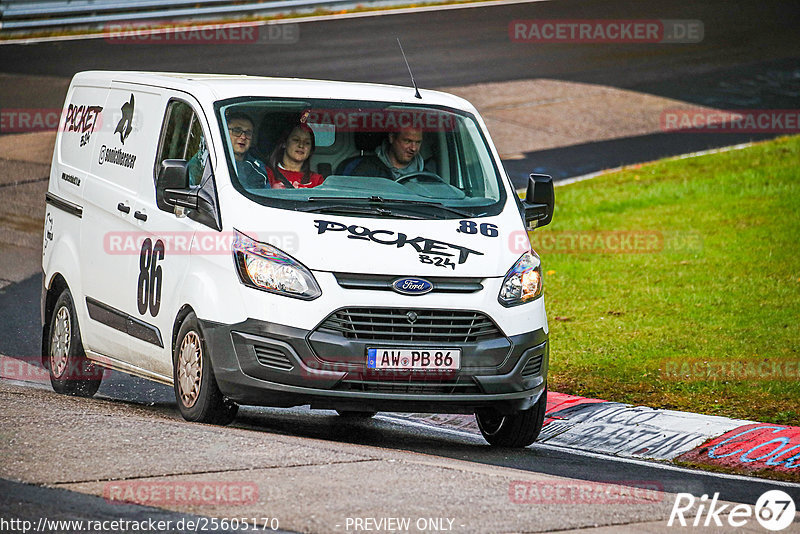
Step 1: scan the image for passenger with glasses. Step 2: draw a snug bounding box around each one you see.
[226,111,270,189]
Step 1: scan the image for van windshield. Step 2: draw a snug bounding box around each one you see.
[215,98,507,219]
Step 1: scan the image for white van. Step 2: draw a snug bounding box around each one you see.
[42,71,554,447]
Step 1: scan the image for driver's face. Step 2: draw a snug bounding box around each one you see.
[389,129,423,167]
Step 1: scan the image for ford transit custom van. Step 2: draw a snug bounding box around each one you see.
[42,72,554,447]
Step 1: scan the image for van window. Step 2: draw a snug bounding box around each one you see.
[215,98,507,219]
[157,100,207,186]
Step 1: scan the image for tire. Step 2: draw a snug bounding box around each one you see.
[173,312,238,425]
[47,289,102,397]
[336,410,378,419]
[475,387,547,447]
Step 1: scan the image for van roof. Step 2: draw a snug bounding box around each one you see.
[72,71,477,111]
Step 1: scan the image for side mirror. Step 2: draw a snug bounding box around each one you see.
[156,159,197,212]
[522,173,554,228]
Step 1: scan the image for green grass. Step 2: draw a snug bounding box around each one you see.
[531,136,800,426]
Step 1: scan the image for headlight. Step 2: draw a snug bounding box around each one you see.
[498,251,543,307]
[232,229,321,300]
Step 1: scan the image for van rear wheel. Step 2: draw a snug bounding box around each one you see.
[173,312,237,425]
[475,387,547,447]
[48,289,102,397]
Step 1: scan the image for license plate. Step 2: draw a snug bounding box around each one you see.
[367,348,461,370]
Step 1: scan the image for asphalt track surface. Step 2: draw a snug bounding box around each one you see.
[1,0,798,90]
[1,0,800,530]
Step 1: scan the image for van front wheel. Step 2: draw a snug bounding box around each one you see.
[475,387,547,448]
[173,313,237,425]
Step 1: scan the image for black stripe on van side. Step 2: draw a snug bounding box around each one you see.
[45,192,83,218]
[86,297,164,348]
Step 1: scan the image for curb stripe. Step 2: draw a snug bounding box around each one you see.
[678,423,800,474]
[544,391,606,420]
[538,401,750,460]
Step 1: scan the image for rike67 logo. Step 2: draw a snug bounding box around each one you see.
[668,490,796,531]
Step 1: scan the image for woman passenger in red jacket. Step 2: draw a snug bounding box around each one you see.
[267,122,324,188]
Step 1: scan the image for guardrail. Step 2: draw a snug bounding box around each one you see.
[0,0,356,30]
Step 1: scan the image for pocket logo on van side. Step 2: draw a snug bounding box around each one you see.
[392,277,433,295]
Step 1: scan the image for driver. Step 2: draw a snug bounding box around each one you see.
[351,128,432,180]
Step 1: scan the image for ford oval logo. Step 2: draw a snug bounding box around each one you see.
[392,277,433,295]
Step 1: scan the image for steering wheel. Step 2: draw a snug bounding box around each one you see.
[395,171,448,185]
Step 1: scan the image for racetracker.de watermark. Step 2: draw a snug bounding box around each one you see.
[0,108,62,133]
[104,481,259,506]
[509,19,703,43]
[269,354,460,382]
[104,231,299,255]
[509,230,703,255]
[2,104,106,134]
[103,22,299,44]
[304,109,456,132]
[510,230,663,254]
[0,355,110,382]
[661,359,800,382]
[509,480,664,504]
[661,109,800,133]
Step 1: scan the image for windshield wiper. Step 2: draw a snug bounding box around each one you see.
[306,196,472,218]
[297,202,425,219]
[375,198,473,218]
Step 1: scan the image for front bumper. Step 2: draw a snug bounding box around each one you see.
[199,316,548,415]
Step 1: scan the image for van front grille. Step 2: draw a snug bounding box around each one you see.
[318,308,501,343]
